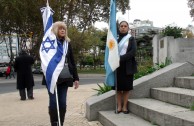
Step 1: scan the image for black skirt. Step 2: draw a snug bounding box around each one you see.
[112,62,134,91]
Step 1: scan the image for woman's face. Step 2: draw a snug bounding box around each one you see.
[119,22,129,34]
[58,26,66,38]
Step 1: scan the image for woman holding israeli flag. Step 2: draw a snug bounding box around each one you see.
[40,1,79,125]
[41,21,79,126]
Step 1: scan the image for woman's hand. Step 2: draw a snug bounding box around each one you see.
[74,81,79,89]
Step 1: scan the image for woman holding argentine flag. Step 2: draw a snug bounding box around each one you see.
[42,21,79,126]
[113,20,137,114]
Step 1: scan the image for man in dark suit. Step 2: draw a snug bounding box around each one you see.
[14,50,35,100]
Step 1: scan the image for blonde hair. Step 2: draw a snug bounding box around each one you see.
[52,21,70,42]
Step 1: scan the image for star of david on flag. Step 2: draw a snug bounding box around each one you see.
[41,37,55,53]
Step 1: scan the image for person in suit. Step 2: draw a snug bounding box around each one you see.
[42,21,79,126]
[113,20,137,114]
[14,50,35,100]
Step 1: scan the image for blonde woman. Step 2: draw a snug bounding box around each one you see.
[42,21,79,126]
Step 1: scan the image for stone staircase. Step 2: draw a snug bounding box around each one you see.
[98,76,194,126]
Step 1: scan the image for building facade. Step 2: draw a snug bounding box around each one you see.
[0,34,19,63]
[130,19,162,38]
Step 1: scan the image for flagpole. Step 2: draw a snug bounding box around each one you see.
[46,0,49,6]
[55,87,61,126]
[115,70,118,114]
[113,0,118,114]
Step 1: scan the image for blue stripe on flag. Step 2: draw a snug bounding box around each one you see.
[110,0,117,40]
[105,47,115,85]
[44,15,53,34]
[45,41,63,90]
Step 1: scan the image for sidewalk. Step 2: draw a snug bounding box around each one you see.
[0,75,103,126]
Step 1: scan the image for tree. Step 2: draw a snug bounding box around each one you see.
[86,27,106,69]
[72,26,106,69]
[182,29,194,38]
[0,0,129,62]
[0,0,46,61]
[63,0,129,29]
[0,0,129,35]
[188,0,194,19]
[161,26,183,38]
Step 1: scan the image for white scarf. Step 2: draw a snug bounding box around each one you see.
[118,34,131,55]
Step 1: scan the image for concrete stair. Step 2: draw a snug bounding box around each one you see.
[99,111,154,126]
[129,98,194,126]
[151,87,194,108]
[174,76,194,89]
[98,76,194,126]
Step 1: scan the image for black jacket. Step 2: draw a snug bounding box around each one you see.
[42,43,79,85]
[14,53,35,89]
[120,36,138,75]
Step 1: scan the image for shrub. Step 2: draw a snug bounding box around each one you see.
[92,83,112,96]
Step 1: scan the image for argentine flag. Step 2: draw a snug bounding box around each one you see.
[105,0,120,86]
[40,4,66,94]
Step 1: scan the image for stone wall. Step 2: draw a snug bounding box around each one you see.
[153,35,194,65]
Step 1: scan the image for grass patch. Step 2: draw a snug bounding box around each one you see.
[151,120,157,125]
[78,68,105,74]
[190,102,194,110]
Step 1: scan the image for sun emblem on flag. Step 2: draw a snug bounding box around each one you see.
[42,37,55,53]
[108,39,115,50]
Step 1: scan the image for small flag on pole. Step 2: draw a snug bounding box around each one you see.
[40,4,66,94]
[104,0,120,86]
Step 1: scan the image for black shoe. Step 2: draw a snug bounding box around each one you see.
[28,97,34,100]
[115,110,122,114]
[20,98,26,101]
[123,110,129,114]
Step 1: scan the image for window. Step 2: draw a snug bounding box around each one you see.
[160,40,164,48]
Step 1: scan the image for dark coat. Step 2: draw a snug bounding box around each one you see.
[14,53,35,89]
[120,36,138,75]
[42,43,79,86]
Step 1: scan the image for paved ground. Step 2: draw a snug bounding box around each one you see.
[0,74,103,126]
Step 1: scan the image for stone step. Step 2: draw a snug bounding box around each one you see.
[174,76,194,89]
[151,87,194,108]
[129,98,194,126]
[98,111,155,126]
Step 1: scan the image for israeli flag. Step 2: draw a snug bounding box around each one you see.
[104,0,120,86]
[40,5,67,94]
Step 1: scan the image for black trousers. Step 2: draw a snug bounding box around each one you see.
[19,87,33,99]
